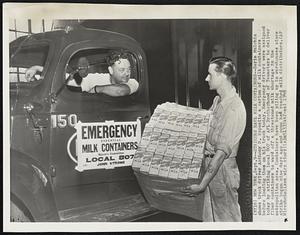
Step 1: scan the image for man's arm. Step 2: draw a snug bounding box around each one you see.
[198,150,226,188]
[91,84,131,97]
[181,150,226,195]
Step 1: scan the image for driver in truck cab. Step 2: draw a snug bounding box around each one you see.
[25,50,139,97]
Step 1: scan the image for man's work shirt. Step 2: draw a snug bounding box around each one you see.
[205,87,247,159]
[202,86,247,222]
[67,73,139,94]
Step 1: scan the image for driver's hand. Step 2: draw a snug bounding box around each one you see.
[25,67,38,81]
[25,65,43,82]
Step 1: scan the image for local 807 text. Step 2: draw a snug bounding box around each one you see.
[86,154,134,166]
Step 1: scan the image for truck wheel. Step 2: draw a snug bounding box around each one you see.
[10,200,33,222]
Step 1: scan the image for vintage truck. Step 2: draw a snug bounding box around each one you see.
[9,25,159,222]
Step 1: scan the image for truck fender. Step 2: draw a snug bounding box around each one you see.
[10,149,60,221]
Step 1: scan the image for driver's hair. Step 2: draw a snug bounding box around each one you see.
[105,50,130,66]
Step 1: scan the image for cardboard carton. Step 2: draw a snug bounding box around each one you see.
[149,154,164,176]
[132,147,145,170]
[184,137,197,159]
[146,131,161,152]
[140,152,154,173]
[158,156,173,177]
[188,158,203,179]
[193,134,206,155]
[168,157,182,179]
[155,133,170,155]
[165,136,177,157]
[174,136,187,158]
[178,158,192,179]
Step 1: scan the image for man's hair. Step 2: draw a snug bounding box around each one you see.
[209,56,237,83]
[106,50,130,66]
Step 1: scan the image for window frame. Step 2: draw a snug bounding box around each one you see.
[9,39,53,86]
[63,47,142,101]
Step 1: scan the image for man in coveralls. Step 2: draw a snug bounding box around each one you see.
[182,57,247,222]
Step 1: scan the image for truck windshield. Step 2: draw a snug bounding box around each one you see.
[9,42,49,83]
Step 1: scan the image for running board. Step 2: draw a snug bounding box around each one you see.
[59,194,159,222]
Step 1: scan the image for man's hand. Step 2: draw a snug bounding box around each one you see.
[25,68,38,81]
[180,184,206,197]
[25,65,43,82]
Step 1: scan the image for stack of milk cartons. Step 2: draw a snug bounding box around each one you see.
[132,102,211,180]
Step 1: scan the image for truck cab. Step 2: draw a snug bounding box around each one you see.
[10,26,155,222]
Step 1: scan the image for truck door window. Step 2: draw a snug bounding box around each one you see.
[65,49,139,95]
[9,43,49,83]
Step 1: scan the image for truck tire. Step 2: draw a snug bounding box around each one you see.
[10,200,33,222]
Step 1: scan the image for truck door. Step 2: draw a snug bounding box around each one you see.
[49,43,151,212]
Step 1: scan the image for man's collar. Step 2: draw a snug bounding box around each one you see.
[219,86,237,106]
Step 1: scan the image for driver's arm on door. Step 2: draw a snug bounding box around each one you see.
[90,79,139,97]
[91,84,131,97]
